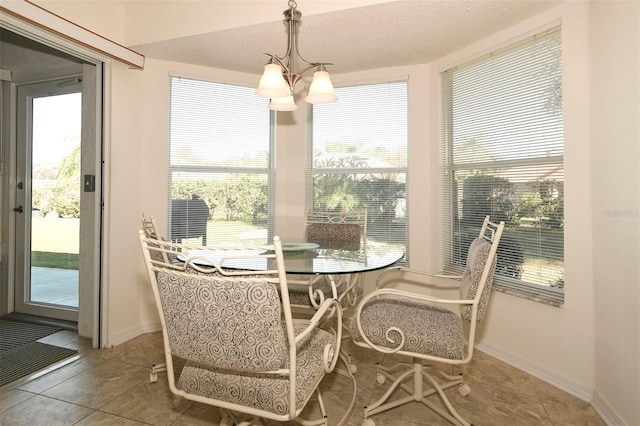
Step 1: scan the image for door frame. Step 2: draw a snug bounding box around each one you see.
[14,78,84,322]
[0,21,106,348]
[2,1,144,349]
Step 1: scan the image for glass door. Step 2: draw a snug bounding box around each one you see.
[14,79,82,322]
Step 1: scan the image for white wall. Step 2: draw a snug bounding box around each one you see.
[31,0,126,44]
[589,2,640,424]
[102,61,146,343]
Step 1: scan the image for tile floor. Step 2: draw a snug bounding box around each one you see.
[0,329,605,426]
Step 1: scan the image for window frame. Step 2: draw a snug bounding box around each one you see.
[167,75,276,245]
[440,26,565,306]
[307,80,410,258]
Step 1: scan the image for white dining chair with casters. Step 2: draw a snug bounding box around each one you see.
[349,216,504,426]
[139,233,345,426]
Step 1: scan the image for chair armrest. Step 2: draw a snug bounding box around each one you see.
[376,266,463,290]
[362,288,475,307]
[294,298,342,372]
[353,288,476,355]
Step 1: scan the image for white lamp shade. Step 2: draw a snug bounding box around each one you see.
[305,70,338,104]
[269,95,298,111]
[256,64,290,99]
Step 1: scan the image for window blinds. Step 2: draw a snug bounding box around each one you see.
[441,27,564,305]
[168,77,273,245]
[309,81,409,256]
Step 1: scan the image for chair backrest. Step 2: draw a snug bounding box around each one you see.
[155,270,287,371]
[138,232,298,370]
[459,216,504,323]
[141,213,162,240]
[141,213,171,264]
[305,209,367,249]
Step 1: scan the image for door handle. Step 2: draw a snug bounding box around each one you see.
[13,206,24,213]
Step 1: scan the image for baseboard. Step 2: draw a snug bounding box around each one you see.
[104,320,161,347]
[591,390,626,426]
[475,341,593,402]
[141,320,162,334]
[105,323,144,347]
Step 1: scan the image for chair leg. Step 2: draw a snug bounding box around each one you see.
[331,352,358,426]
[293,388,330,426]
[150,363,167,383]
[363,359,471,426]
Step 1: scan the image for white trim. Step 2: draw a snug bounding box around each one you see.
[591,390,626,426]
[104,322,144,348]
[0,0,144,69]
[476,341,593,402]
[100,64,112,350]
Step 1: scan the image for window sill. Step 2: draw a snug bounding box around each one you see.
[494,280,564,307]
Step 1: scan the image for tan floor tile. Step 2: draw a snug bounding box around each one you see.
[17,354,103,394]
[100,376,194,425]
[0,394,93,426]
[6,330,607,426]
[42,360,147,409]
[542,398,606,425]
[37,330,94,353]
[94,332,166,368]
[172,402,222,425]
[75,411,149,425]
[0,388,35,413]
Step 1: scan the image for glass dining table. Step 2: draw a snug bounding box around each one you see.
[183,240,405,307]
[185,240,404,274]
[275,240,405,309]
[282,241,404,273]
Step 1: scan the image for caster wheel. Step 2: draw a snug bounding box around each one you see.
[362,419,376,426]
[149,372,157,383]
[349,363,358,374]
[458,383,471,396]
[376,373,386,384]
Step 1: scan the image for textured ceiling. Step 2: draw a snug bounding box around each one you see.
[0,0,563,83]
[132,0,563,75]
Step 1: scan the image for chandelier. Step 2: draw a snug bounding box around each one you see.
[256,0,337,111]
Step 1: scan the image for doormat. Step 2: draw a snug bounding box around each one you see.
[0,320,62,352]
[0,320,77,386]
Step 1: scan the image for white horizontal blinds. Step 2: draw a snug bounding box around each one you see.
[441,27,564,305]
[310,81,409,256]
[168,77,272,245]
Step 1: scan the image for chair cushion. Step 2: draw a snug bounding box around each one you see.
[177,323,334,416]
[459,237,496,323]
[306,223,361,249]
[156,270,286,371]
[349,298,464,360]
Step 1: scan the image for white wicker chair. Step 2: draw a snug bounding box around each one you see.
[349,216,504,426]
[139,233,344,426]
